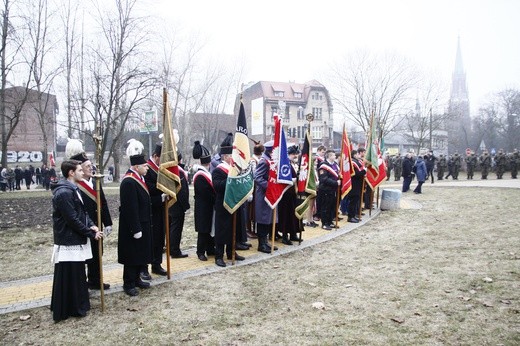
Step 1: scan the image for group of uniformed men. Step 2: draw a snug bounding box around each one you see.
[386,148,519,183]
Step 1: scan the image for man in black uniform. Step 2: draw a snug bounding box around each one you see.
[318,150,340,230]
[192,141,216,261]
[169,152,190,258]
[143,143,168,277]
[347,150,366,223]
[118,148,152,297]
[212,134,246,266]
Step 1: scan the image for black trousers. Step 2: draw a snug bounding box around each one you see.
[86,238,102,285]
[169,209,185,254]
[346,194,360,218]
[197,233,214,255]
[151,209,165,265]
[123,264,141,289]
[320,190,336,226]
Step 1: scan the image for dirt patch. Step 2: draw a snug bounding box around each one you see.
[0,186,519,344]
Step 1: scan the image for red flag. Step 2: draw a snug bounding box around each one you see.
[340,124,353,199]
[49,152,55,167]
[264,114,293,209]
[366,145,387,189]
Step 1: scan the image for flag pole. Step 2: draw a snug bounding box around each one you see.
[271,209,276,254]
[232,212,237,265]
[359,179,365,221]
[162,88,172,279]
[93,125,105,312]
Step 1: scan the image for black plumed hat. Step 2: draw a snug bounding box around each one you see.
[193,141,211,164]
[219,133,233,155]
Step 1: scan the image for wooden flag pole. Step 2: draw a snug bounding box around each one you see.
[376,187,380,208]
[359,179,366,221]
[232,212,237,265]
[335,184,341,229]
[369,188,374,217]
[94,174,105,312]
[271,209,277,254]
[93,125,105,312]
[164,202,171,279]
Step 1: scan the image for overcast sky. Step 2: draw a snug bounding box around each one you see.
[151,0,520,115]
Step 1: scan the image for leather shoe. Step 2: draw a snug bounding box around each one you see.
[347,217,359,223]
[322,225,332,230]
[290,235,301,242]
[328,224,339,229]
[215,258,226,267]
[246,230,258,239]
[171,252,188,258]
[124,288,139,296]
[282,238,293,245]
[140,271,152,281]
[241,242,252,248]
[235,243,249,251]
[151,265,167,276]
[136,280,150,289]
[198,254,208,261]
[88,282,110,290]
[227,253,245,261]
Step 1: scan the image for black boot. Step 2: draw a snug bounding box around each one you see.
[257,236,277,253]
[282,233,293,245]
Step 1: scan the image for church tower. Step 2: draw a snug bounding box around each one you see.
[447,36,471,153]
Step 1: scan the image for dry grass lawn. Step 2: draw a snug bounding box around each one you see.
[0,186,519,345]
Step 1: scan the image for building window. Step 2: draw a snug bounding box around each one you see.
[271,106,278,118]
[312,126,322,139]
[312,107,322,120]
[294,92,302,99]
[274,91,284,97]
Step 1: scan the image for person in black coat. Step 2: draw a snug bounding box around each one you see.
[118,153,153,297]
[425,151,436,184]
[192,141,216,261]
[23,166,32,189]
[212,134,246,267]
[50,160,102,322]
[71,151,113,290]
[346,150,366,223]
[402,153,414,192]
[143,144,168,277]
[168,152,190,258]
[318,150,340,230]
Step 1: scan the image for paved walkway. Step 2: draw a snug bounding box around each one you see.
[1,177,518,315]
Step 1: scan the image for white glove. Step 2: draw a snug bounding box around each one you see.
[133,231,142,239]
[104,226,112,237]
[247,194,253,202]
[161,193,168,202]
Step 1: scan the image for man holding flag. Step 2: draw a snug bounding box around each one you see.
[224,100,255,252]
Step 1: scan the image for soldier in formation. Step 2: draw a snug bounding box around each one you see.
[465,151,477,179]
[480,150,492,179]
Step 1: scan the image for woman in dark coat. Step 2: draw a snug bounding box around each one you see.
[23,166,32,189]
[118,153,152,296]
[277,145,300,244]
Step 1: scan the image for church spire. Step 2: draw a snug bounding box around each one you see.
[454,36,464,75]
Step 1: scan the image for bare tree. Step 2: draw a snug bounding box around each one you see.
[77,0,156,179]
[402,76,449,153]
[327,50,419,136]
[22,0,61,166]
[495,88,520,151]
[0,0,36,167]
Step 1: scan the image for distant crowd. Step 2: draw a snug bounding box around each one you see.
[0,164,57,192]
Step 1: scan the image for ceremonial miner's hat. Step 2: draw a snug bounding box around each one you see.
[219,133,233,155]
[126,139,146,165]
[193,141,211,164]
[65,138,89,163]
[153,143,162,156]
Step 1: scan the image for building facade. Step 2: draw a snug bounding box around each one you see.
[237,80,334,150]
[2,87,58,165]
